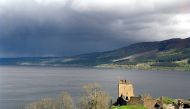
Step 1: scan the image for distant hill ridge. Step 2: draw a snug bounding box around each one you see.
[1,37,190,71]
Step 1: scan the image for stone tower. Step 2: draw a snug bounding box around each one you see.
[118,80,134,99]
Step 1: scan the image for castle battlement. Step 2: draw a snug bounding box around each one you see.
[119,80,130,84]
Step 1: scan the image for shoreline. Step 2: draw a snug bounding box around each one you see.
[0,64,190,72]
[95,64,190,72]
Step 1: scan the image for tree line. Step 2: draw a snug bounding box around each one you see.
[25,83,111,109]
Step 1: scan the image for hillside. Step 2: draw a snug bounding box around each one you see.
[1,37,190,71]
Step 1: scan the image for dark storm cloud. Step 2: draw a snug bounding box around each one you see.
[0,0,190,57]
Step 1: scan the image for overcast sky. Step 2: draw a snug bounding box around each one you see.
[0,0,190,57]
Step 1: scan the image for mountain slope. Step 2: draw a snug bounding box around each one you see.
[69,37,190,66]
[1,37,190,70]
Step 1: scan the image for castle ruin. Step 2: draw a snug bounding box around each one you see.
[118,80,134,99]
[116,80,156,109]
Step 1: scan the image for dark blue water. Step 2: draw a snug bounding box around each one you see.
[0,66,189,109]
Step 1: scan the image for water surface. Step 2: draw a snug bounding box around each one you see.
[0,66,189,109]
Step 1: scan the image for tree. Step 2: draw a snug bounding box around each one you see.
[25,98,57,109]
[78,83,111,109]
[57,91,74,109]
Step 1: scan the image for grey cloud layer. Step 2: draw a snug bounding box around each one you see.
[0,0,190,57]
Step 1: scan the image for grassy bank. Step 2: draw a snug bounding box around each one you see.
[111,105,147,109]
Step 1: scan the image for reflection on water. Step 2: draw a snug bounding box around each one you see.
[0,66,189,109]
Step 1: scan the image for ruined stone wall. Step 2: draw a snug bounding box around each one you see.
[118,83,127,97]
[128,96,156,109]
[128,97,144,105]
[126,84,134,98]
